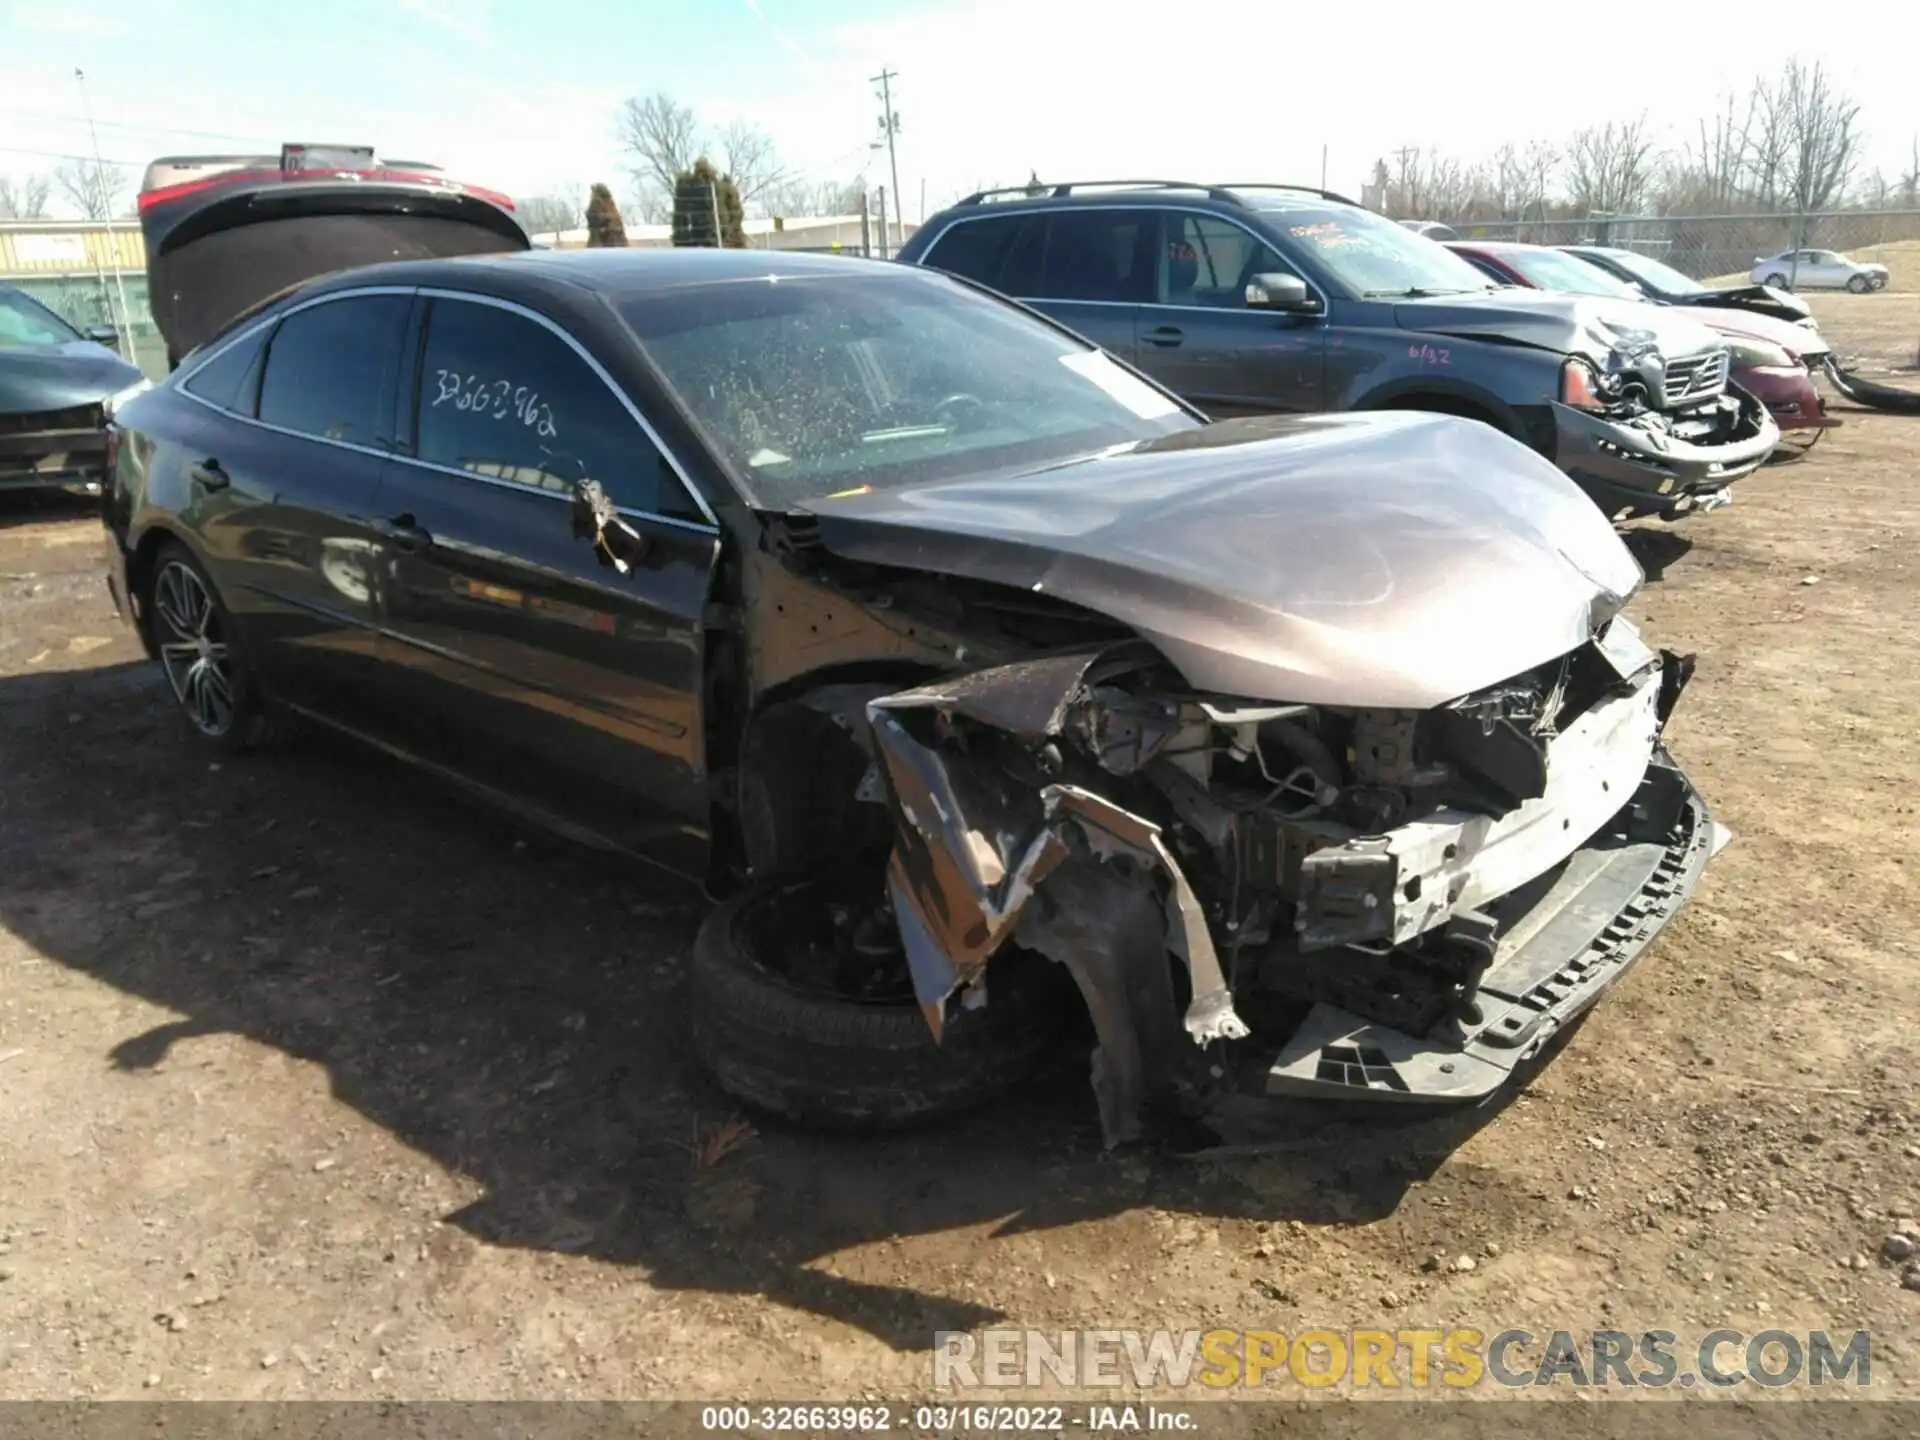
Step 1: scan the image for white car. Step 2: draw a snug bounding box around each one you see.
[1750,248,1889,293]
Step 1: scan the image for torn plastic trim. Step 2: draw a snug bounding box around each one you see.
[866,656,1250,1053]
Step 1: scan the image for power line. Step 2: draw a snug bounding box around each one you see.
[0,143,143,167]
[0,104,278,147]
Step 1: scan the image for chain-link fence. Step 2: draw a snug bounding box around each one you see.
[1439,210,1920,287]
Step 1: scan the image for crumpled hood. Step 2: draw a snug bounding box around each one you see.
[1687,305,1826,360]
[1679,283,1811,325]
[1395,291,1725,366]
[0,342,143,415]
[802,412,1644,709]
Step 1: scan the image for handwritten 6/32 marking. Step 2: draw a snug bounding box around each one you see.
[432,369,558,438]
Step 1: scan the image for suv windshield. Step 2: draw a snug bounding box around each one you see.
[1595,249,1708,298]
[0,287,82,348]
[1273,207,1495,297]
[621,268,1194,509]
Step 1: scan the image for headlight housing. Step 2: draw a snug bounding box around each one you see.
[1559,358,1610,410]
[1724,337,1795,369]
[105,378,152,416]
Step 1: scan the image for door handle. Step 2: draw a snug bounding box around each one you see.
[1142,326,1184,348]
[376,513,433,554]
[189,457,229,491]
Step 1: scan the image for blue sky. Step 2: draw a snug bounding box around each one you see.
[5,0,1915,221]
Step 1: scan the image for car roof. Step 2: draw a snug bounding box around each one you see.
[302,246,903,302]
[1447,239,1543,255]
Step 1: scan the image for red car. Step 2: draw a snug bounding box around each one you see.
[1447,240,1837,452]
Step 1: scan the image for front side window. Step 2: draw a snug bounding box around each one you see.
[414,298,701,520]
[1162,215,1291,307]
[182,328,269,414]
[621,268,1194,511]
[256,294,410,446]
[0,287,80,348]
[1037,210,1156,303]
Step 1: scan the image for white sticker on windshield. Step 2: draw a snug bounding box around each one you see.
[1057,351,1180,420]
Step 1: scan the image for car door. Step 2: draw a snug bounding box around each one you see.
[1005,208,1155,364]
[367,290,720,876]
[182,288,414,737]
[1135,211,1327,416]
[1810,251,1846,287]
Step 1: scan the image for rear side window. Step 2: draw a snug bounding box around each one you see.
[924,214,1032,290]
[1037,210,1155,303]
[181,328,269,415]
[257,295,410,446]
[413,297,702,521]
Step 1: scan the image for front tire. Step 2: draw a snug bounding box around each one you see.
[689,877,1071,1131]
[1764,272,1789,289]
[1847,274,1870,294]
[146,540,269,753]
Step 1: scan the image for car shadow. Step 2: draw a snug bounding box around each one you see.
[0,659,1536,1352]
[1620,527,1694,584]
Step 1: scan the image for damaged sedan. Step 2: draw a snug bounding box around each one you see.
[104,246,1727,1147]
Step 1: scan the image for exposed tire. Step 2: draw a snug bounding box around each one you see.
[145,539,272,754]
[1847,274,1870,294]
[689,877,1072,1131]
[1764,272,1789,289]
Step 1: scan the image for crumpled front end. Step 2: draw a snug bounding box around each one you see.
[1553,383,1778,522]
[866,620,1725,1145]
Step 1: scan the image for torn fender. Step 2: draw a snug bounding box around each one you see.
[1823,359,1920,416]
[866,658,1249,1051]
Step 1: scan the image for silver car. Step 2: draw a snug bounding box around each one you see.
[1751,248,1890,293]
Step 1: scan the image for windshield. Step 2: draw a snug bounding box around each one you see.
[621,268,1195,509]
[1277,207,1495,297]
[1592,249,1707,298]
[1505,248,1642,300]
[0,287,82,348]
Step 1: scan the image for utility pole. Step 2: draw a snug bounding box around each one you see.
[73,67,133,364]
[872,67,902,257]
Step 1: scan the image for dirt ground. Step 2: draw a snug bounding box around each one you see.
[3,293,1919,1407]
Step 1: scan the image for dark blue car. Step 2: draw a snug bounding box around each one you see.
[0,283,147,495]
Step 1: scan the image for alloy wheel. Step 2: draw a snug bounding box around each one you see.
[152,560,237,738]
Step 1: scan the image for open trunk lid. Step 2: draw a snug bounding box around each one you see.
[139,145,530,365]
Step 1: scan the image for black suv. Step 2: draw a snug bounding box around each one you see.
[897,182,1779,522]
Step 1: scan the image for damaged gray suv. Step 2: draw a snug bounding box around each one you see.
[897,182,1780,523]
[108,244,1726,1148]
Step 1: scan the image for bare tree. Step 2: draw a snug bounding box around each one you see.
[1664,95,1756,212]
[517,192,585,236]
[1754,60,1862,215]
[618,92,700,209]
[1903,136,1920,206]
[716,119,786,211]
[1520,141,1560,220]
[1566,116,1656,214]
[53,159,129,221]
[0,173,52,219]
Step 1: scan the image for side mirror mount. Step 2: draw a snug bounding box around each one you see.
[1245,273,1321,314]
[85,323,120,347]
[570,475,647,573]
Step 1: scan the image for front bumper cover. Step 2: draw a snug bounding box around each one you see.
[0,425,111,492]
[868,640,1723,1146]
[1552,393,1779,522]
[1267,750,1724,1101]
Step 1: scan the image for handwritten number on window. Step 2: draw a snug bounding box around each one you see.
[431,369,558,437]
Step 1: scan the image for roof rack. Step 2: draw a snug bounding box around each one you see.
[1212,182,1363,208]
[957,180,1249,206]
[953,179,1363,208]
